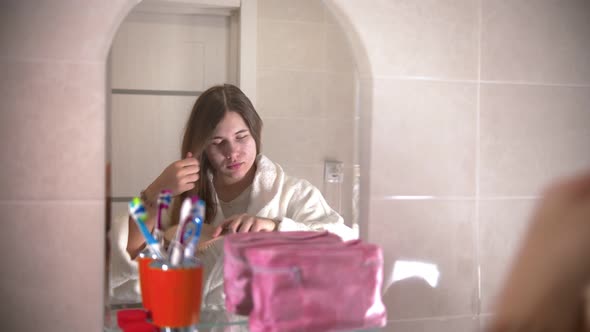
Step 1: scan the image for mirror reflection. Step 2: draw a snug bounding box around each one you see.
[106,0,360,309]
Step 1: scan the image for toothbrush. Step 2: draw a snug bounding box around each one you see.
[180,218,198,261]
[129,197,164,259]
[154,189,172,246]
[168,196,199,266]
[180,198,201,247]
[184,199,205,260]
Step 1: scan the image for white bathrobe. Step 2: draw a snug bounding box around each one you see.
[109,155,356,307]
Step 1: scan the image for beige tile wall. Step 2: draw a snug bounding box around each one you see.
[372,200,477,320]
[370,79,477,197]
[0,1,137,331]
[480,84,590,196]
[478,199,537,313]
[481,0,590,84]
[256,0,358,226]
[332,0,590,331]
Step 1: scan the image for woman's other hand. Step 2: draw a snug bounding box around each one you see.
[212,214,278,237]
[147,152,200,197]
[519,170,590,282]
[488,170,590,332]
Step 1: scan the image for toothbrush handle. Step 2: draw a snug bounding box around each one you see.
[184,219,203,259]
[153,228,164,246]
[136,219,158,246]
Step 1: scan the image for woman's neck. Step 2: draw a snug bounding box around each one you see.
[214,164,256,202]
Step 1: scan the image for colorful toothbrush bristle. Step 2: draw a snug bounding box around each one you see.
[157,190,172,207]
[128,197,163,258]
[156,190,173,232]
[129,197,147,223]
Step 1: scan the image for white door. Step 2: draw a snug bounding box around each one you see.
[108,7,239,222]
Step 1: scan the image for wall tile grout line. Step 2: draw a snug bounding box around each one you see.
[0,200,105,204]
[369,75,590,88]
[475,0,483,319]
[0,56,106,65]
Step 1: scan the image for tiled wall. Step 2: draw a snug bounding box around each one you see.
[0,1,137,331]
[1,1,589,331]
[331,0,590,331]
[256,0,358,226]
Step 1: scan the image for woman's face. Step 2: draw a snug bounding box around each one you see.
[205,111,257,185]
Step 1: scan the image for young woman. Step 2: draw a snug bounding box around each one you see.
[111,83,354,304]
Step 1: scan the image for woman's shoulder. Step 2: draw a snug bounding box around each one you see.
[258,155,315,189]
[283,173,315,192]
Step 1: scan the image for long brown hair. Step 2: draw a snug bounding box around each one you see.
[170,84,263,226]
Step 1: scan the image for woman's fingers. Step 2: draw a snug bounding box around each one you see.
[179,164,200,177]
[237,217,255,233]
[252,219,276,232]
[174,159,200,194]
[173,172,198,194]
[177,156,199,168]
[185,173,200,183]
[213,215,251,236]
[212,224,225,238]
[212,216,239,237]
[226,217,244,234]
[180,182,196,193]
[212,215,277,237]
[562,169,590,199]
[152,154,200,197]
[544,169,590,201]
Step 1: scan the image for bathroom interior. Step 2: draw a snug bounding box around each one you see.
[1,0,590,331]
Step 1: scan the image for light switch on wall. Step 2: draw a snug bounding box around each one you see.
[324,160,344,216]
[324,160,344,184]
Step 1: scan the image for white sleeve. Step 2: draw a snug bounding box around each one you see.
[276,180,357,241]
[108,214,141,303]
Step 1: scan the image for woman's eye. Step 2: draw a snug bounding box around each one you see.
[237,135,248,140]
[211,140,222,145]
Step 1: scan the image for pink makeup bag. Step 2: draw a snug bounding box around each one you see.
[223,231,342,315]
[245,240,386,332]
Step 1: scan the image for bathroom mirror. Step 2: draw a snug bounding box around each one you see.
[106,0,360,305]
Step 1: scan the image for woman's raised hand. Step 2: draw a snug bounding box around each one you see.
[147,152,200,197]
[212,214,278,237]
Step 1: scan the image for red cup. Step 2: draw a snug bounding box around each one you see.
[137,250,159,311]
[146,259,203,328]
[117,309,149,326]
